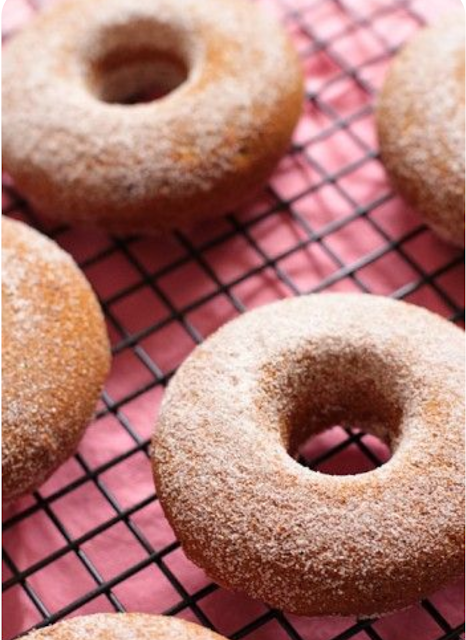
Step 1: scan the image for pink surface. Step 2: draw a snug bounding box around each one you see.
[2,0,465,639]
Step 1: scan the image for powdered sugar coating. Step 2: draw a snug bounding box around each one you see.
[2,217,110,502]
[377,12,465,246]
[2,0,303,234]
[25,613,226,640]
[153,293,465,617]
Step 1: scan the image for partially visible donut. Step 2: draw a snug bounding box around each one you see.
[2,218,110,502]
[23,613,227,640]
[153,293,465,617]
[2,0,303,234]
[377,12,465,247]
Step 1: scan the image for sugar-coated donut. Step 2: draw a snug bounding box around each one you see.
[2,218,110,502]
[377,12,465,247]
[153,294,465,617]
[23,613,227,640]
[2,0,303,235]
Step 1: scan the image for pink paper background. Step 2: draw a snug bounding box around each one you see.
[2,0,465,638]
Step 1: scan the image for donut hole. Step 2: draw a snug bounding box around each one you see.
[86,20,189,104]
[90,51,188,104]
[296,426,392,475]
[260,344,404,475]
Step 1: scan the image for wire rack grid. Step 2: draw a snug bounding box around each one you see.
[2,0,465,638]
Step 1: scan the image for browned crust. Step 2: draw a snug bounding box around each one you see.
[2,0,304,235]
[152,293,465,617]
[24,613,227,639]
[2,218,111,502]
[376,13,465,247]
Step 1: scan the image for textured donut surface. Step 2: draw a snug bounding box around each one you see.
[2,0,303,234]
[24,613,226,640]
[153,293,465,617]
[2,218,110,502]
[377,12,465,246]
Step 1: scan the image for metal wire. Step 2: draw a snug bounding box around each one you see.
[2,0,465,638]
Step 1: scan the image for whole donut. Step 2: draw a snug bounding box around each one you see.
[2,218,110,502]
[23,614,226,640]
[2,0,303,235]
[377,12,465,247]
[153,294,465,617]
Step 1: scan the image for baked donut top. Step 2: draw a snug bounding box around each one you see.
[154,293,465,615]
[24,613,225,640]
[380,11,464,175]
[2,0,302,209]
[377,11,465,243]
[2,217,110,499]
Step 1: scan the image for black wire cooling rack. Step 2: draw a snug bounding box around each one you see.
[2,0,465,638]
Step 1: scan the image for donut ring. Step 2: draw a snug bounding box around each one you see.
[153,294,465,617]
[23,614,226,640]
[2,218,110,502]
[2,0,303,235]
[377,13,465,247]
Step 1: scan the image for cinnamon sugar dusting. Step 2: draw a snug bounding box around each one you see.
[377,12,465,246]
[25,613,226,640]
[153,294,465,617]
[2,217,110,502]
[2,0,303,233]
